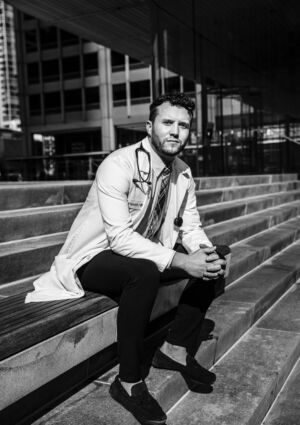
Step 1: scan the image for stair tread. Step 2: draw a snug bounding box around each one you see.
[168,297,300,424]
[0,232,67,256]
[0,202,83,218]
[262,358,300,425]
[196,180,300,194]
[0,291,116,361]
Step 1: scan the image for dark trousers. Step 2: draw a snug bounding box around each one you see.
[77,248,224,382]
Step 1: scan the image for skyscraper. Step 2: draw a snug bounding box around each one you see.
[0,0,20,129]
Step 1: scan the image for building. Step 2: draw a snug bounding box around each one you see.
[7,3,300,179]
[0,0,20,129]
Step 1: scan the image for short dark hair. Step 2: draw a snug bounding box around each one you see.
[149,92,195,123]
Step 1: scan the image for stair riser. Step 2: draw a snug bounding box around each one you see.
[194,174,298,189]
[0,207,82,243]
[207,205,300,246]
[0,244,62,285]
[1,180,298,211]
[2,194,299,243]
[1,210,299,286]
[0,185,90,211]
[196,181,300,205]
[200,191,300,225]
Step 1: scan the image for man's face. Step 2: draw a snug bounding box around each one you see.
[146,102,191,161]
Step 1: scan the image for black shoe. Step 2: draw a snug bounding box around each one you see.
[109,375,167,425]
[152,349,216,385]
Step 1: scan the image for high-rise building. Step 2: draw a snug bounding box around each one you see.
[0,0,20,129]
[14,11,196,159]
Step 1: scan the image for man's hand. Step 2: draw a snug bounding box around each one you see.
[171,247,222,279]
[202,246,227,280]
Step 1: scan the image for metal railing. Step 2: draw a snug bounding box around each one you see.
[2,136,299,181]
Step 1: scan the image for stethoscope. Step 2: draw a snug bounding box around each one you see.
[132,142,183,228]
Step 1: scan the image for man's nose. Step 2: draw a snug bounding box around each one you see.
[170,123,179,136]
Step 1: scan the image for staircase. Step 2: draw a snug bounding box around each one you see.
[0,173,299,425]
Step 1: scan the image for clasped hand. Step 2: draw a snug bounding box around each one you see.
[186,246,226,280]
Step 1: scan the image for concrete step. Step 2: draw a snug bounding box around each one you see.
[1,198,299,287]
[28,244,300,425]
[196,180,300,206]
[227,216,300,284]
[168,281,300,425]
[2,190,300,243]
[261,358,300,425]
[0,204,82,243]
[206,200,300,246]
[1,220,300,420]
[199,189,300,226]
[0,181,90,211]
[0,175,298,211]
[0,232,67,285]
[194,173,298,189]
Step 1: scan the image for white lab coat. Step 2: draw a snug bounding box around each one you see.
[25,137,212,302]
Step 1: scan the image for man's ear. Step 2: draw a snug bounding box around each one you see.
[146,120,152,137]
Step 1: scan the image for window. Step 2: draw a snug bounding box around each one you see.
[85,87,99,109]
[25,29,37,53]
[42,59,59,82]
[165,76,180,93]
[184,78,195,93]
[29,94,41,115]
[129,56,144,70]
[60,30,79,46]
[27,62,40,84]
[40,26,58,49]
[44,91,61,114]
[62,56,80,79]
[83,53,98,76]
[23,13,34,21]
[130,80,150,101]
[64,89,82,112]
[111,50,125,70]
[113,83,126,106]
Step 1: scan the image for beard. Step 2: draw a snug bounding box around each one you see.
[151,133,187,159]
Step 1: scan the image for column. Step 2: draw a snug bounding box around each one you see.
[98,46,115,151]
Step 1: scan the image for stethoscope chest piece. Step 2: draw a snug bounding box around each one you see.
[174,216,183,227]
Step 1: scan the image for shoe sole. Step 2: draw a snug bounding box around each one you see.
[152,361,216,386]
[109,387,167,425]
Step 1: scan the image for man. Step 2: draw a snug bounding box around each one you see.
[26,93,228,425]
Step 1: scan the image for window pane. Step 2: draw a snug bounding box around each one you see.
[62,56,81,79]
[42,59,59,82]
[60,30,79,46]
[184,78,194,93]
[85,87,99,109]
[44,91,61,113]
[40,27,58,49]
[29,94,41,115]
[83,53,98,76]
[64,89,82,111]
[25,29,37,53]
[111,50,124,70]
[27,62,40,84]
[130,80,150,98]
[165,76,180,93]
[113,83,126,105]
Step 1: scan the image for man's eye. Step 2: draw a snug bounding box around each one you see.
[180,123,189,129]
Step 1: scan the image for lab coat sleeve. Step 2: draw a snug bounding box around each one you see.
[96,155,175,271]
[180,174,213,253]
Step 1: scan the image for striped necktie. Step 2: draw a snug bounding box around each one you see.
[146,165,172,240]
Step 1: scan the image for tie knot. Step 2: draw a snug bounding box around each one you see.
[162,165,172,176]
